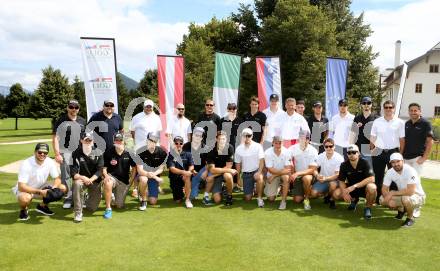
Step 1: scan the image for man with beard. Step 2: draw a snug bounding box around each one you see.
[166,103,192,144]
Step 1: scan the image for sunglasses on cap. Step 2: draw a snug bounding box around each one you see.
[68,105,79,110]
[347,151,358,155]
[104,103,114,107]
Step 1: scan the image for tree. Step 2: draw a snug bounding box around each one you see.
[72,76,87,119]
[0,94,6,119]
[5,83,29,129]
[135,69,157,97]
[116,72,131,118]
[30,66,73,123]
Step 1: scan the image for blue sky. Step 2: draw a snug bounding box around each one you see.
[0,0,438,91]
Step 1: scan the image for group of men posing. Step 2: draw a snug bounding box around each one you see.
[13,93,432,227]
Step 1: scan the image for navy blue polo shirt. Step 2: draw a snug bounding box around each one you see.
[88,111,123,152]
[403,117,433,159]
[167,149,194,179]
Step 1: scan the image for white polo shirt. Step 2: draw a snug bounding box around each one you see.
[371,116,405,149]
[16,156,59,189]
[167,115,192,143]
[279,111,310,140]
[263,107,285,142]
[316,152,344,177]
[235,141,265,172]
[129,112,162,149]
[288,143,318,172]
[264,147,292,177]
[329,112,355,147]
[384,164,425,196]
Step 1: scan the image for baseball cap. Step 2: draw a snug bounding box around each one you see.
[173,136,184,143]
[298,129,311,139]
[338,98,348,106]
[360,97,372,104]
[242,128,253,136]
[269,93,279,101]
[103,99,115,105]
[68,99,79,106]
[147,132,159,143]
[144,99,154,107]
[35,143,49,153]
[81,132,94,141]
[114,132,124,141]
[227,103,237,110]
[389,152,404,162]
[347,144,359,152]
[193,127,205,135]
[313,101,322,107]
[272,135,283,142]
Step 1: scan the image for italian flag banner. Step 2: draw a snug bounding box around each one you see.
[157,55,184,150]
[213,52,242,117]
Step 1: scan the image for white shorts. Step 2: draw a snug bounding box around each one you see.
[264,176,282,197]
[12,182,51,199]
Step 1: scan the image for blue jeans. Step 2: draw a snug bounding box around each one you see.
[190,166,207,199]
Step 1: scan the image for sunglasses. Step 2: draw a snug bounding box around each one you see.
[145,105,153,108]
[245,134,252,138]
[205,104,214,107]
[362,102,372,105]
[324,145,334,149]
[37,151,48,155]
[194,134,203,138]
[347,151,358,155]
[338,104,348,107]
[174,142,183,145]
[104,103,114,108]
[68,105,79,110]
[384,106,394,109]
[177,108,185,111]
[227,108,237,110]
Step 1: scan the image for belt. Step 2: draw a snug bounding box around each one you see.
[243,170,257,175]
[380,148,399,153]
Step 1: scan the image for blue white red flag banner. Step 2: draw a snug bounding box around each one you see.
[158,55,184,150]
[80,37,118,120]
[325,57,348,120]
[256,56,282,110]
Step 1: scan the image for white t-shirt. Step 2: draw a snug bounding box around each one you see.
[235,141,265,172]
[264,147,292,177]
[329,112,355,147]
[279,111,310,140]
[166,116,192,143]
[316,152,344,177]
[129,112,162,149]
[263,107,285,142]
[288,144,318,172]
[383,164,425,196]
[371,116,405,149]
[16,156,59,189]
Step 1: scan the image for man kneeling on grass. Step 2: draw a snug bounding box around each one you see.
[332,144,376,219]
[102,133,137,219]
[70,132,104,223]
[380,153,426,227]
[13,143,66,221]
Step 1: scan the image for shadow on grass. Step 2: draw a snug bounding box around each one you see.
[0,131,52,138]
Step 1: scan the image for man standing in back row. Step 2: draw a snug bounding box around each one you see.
[242,96,267,144]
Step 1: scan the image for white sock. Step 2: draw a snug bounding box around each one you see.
[204,192,209,198]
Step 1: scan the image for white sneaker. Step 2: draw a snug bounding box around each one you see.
[413,207,421,218]
[139,201,147,211]
[185,200,193,209]
[111,193,116,206]
[63,200,72,209]
[303,199,311,210]
[279,200,287,210]
[257,198,264,208]
[74,212,83,223]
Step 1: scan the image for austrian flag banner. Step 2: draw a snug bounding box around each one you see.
[213,52,242,117]
[256,56,282,110]
[80,37,118,120]
[157,55,184,149]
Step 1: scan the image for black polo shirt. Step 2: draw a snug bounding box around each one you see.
[353,113,377,149]
[206,143,234,168]
[167,150,194,179]
[88,111,123,152]
[137,146,167,172]
[403,117,433,159]
[220,116,243,149]
[195,112,221,142]
[104,147,136,184]
[338,158,374,186]
[242,111,266,143]
[70,148,104,181]
[307,114,329,144]
[53,114,87,150]
[183,142,208,172]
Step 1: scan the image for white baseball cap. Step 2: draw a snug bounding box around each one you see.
[389,152,404,162]
[144,99,154,107]
[242,128,253,136]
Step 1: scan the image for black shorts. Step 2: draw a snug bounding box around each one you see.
[349,186,366,199]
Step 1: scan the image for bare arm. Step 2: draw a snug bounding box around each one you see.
[399,137,405,154]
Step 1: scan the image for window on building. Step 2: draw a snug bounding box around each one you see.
[430,64,439,73]
[436,84,440,94]
[415,83,422,93]
[435,106,440,117]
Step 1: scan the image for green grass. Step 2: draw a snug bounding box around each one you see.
[0,143,54,166]
[0,173,439,271]
[0,118,52,130]
[0,118,52,143]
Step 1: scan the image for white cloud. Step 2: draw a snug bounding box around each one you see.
[0,0,188,90]
[363,0,440,72]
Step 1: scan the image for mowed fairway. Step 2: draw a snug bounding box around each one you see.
[0,172,439,271]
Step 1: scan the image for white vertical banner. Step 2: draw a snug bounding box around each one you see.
[80,37,118,120]
[395,62,408,118]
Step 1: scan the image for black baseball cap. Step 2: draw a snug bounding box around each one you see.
[147,132,159,143]
[338,98,348,106]
[114,132,124,141]
[227,103,237,110]
[313,101,322,107]
[269,93,279,101]
[35,143,49,153]
[81,132,94,140]
[173,136,184,143]
[68,99,79,106]
[361,97,372,104]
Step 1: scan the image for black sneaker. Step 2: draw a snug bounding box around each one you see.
[347,199,358,211]
[329,200,336,209]
[19,209,29,221]
[402,218,415,227]
[36,204,54,216]
[225,195,233,206]
[394,211,405,220]
[323,195,331,204]
[232,186,242,193]
[364,207,372,220]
